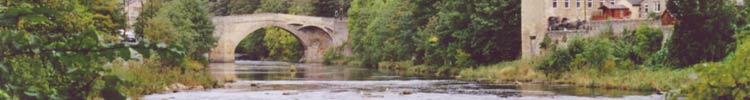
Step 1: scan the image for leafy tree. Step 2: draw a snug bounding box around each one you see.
[137,0,217,65]
[679,38,750,100]
[417,0,521,66]
[209,0,261,16]
[262,27,304,62]
[236,30,270,60]
[235,27,304,62]
[288,0,316,15]
[314,0,351,17]
[348,0,419,66]
[667,0,738,67]
[0,0,182,99]
[622,25,664,64]
[347,0,520,67]
[255,0,289,13]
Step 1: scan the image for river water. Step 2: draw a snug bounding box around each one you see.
[143,60,665,100]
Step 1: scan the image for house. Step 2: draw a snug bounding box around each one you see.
[620,0,642,19]
[546,0,624,21]
[592,4,632,20]
[639,0,668,19]
[661,10,677,25]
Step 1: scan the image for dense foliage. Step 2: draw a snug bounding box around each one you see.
[666,0,738,67]
[0,0,189,99]
[348,0,521,67]
[677,1,750,99]
[348,0,419,66]
[538,26,663,77]
[236,27,304,62]
[209,0,350,17]
[136,0,217,65]
[679,37,750,100]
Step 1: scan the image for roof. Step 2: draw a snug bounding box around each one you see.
[599,4,630,9]
[627,0,643,6]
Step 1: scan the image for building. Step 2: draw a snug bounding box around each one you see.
[522,0,548,58]
[661,10,677,25]
[546,0,626,21]
[638,0,668,19]
[620,0,642,19]
[592,4,632,20]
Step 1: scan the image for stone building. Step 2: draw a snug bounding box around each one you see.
[545,0,622,21]
[638,0,668,19]
[521,0,548,58]
[123,0,143,37]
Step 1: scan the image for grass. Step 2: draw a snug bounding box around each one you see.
[107,58,217,98]
[373,54,695,91]
[378,61,461,77]
[457,56,547,83]
[556,67,694,91]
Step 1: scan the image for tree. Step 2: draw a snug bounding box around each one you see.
[255,0,289,13]
[209,0,261,16]
[667,0,738,67]
[262,27,304,62]
[288,0,316,15]
[314,0,351,17]
[417,0,521,66]
[346,0,521,67]
[138,0,217,65]
[0,0,182,99]
[348,0,418,66]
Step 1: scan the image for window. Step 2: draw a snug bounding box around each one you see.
[656,2,661,11]
[553,0,558,8]
[610,0,615,6]
[577,0,581,8]
[565,0,570,8]
[588,0,593,8]
[645,4,649,12]
[600,0,604,6]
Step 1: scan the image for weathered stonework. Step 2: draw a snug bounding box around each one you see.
[522,0,548,58]
[209,13,348,63]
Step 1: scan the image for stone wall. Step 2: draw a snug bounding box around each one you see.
[546,19,673,48]
[522,0,548,58]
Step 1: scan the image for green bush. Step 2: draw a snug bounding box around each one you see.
[677,31,750,100]
[540,35,553,49]
[538,28,660,76]
[622,25,664,64]
[537,37,586,76]
[580,38,614,68]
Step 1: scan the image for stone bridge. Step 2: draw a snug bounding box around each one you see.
[209,13,348,63]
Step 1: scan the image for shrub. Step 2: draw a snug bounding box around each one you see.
[580,38,614,68]
[540,35,553,49]
[678,38,750,100]
[635,26,664,59]
[622,25,664,64]
[537,37,586,76]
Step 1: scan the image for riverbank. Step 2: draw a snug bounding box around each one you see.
[108,58,219,98]
[373,56,694,93]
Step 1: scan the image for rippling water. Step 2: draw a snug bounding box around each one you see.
[143,60,664,100]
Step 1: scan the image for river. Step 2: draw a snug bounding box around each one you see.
[143,60,665,100]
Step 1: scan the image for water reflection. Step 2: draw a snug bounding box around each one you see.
[209,60,422,81]
[145,60,663,100]
[208,63,237,84]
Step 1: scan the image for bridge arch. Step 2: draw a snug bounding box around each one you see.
[209,13,347,63]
